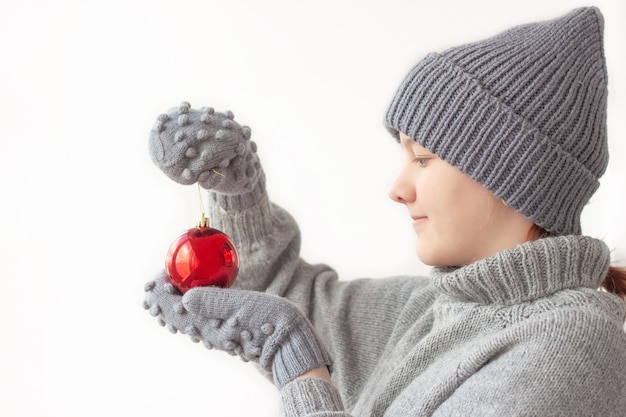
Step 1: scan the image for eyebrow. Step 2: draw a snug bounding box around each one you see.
[401,136,437,157]
[400,135,413,150]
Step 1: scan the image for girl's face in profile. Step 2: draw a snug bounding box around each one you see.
[389,133,534,267]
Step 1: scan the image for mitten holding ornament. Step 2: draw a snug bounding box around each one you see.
[148,102,278,293]
[149,101,264,211]
[148,102,302,294]
[143,272,333,390]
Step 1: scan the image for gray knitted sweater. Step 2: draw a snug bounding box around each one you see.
[208,190,626,416]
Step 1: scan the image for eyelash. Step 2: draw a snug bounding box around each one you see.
[413,157,431,167]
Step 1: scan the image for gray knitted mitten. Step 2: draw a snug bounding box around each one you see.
[148,102,263,209]
[144,272,333,389]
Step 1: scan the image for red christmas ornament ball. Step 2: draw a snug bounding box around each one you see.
[165,226,239,293]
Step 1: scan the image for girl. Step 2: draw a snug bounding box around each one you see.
[145,6,626,416]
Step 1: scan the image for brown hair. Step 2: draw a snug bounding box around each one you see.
[526,224,626,300]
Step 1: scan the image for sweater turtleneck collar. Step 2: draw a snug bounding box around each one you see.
[430,235,610,305]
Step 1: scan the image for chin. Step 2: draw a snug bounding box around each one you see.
[416,244,469,268]
[416,245,444,267]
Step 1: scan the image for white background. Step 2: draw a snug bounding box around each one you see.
[1,0,624,416]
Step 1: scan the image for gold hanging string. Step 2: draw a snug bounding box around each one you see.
[197,183,210,228]
[196,169,224,227]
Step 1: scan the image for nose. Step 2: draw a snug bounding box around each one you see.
[388,165,415,204]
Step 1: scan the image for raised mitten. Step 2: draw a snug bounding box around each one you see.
[148,102,263,201]
[144,273,333,390]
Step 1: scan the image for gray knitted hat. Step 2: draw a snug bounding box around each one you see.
[385,7,608,236]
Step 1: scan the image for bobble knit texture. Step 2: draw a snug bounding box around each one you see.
[385,7,609,235]
[149,102,265,210]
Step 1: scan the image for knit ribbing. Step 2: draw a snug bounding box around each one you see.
[272,324,334,388]
[206,190,276,246]
[385,7,608,236]
[208,171,268,211]
[431,235,610,304]
[281,378,346,415]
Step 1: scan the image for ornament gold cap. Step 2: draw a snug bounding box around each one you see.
[197,213,210,228]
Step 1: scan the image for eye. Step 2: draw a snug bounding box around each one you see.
[413,157,431,167]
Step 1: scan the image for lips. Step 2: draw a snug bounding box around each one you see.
[412,216,428,228]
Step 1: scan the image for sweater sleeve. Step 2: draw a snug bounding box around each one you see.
[280,378,351,417]
[206,188,436,408]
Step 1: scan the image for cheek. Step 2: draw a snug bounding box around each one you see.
[421,173,495,259]
[447,185,494,236]
[419,172,491,229]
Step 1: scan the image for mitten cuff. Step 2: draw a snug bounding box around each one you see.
[271,324,333,389]
[208,171,267,211]
[206,189,275,247]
